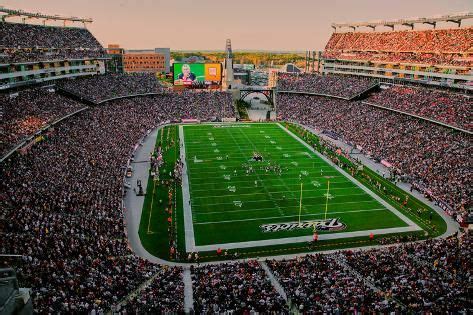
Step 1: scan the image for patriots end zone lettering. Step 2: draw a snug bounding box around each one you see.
[260,218,346,233]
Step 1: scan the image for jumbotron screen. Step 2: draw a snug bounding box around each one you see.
[173,63,222,86]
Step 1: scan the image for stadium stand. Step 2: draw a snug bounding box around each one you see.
[266,234,471,313]
[1,6,472,314]
[0,88,86,156]
[267,254,398,313]
[1,93,233,312]
[277,73,377,99]
[343,235,471,313]
[323,27,473,66]
[117,266,184,313]
[191,261,288,313]
[276,94,472,223]
[0,22,105,63]
[366,85,472,131]
[57,73,164,104]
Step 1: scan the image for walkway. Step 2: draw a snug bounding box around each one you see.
[259,261,288,302]
[182,267,194,313]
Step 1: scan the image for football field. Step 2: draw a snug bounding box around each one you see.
[180,123,420,252]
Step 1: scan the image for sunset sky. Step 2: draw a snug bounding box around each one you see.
[1,0,472,50]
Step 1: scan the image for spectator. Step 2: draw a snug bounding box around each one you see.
[0,88,86,156]
[277,73,376,99]
[277,93,472,221]
[192,261,287,313]
[367,85,472,131]
[1,91,233,312]
[324,27,473,66]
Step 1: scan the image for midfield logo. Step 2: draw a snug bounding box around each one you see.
[260,218,346,233]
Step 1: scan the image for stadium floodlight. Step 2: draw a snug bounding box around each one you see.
[0,7,93,24]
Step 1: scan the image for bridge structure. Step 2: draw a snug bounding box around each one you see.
[239,86,275,106]
[0,6,93,26]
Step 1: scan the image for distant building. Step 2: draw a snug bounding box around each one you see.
[123,50,166,73]
[107,45,171,74]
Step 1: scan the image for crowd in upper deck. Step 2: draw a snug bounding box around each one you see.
[324,27,473,66]
[0,22,104,63]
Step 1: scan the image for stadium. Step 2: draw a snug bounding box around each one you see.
[0,3,472,314]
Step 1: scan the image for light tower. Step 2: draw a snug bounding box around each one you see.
[223,39,234,90]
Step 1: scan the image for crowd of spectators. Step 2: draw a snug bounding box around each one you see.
[192,261,287,313]
[367,85,472,131]
[323,50,472,67]
[324,27,473,66]
[117,266,184,314]
[0,22,104,63]
[0,47,104,64]
[267,254,398,313]
[57,73,165,103]
[1,91,232,312]
[277,73,376,99]
[343,235,471,313]
[277,93,472,221]
[0,87,86,156]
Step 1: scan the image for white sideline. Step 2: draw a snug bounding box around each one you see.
[180,125,196,252]
[194,226,420,251]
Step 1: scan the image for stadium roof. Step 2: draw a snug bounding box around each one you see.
[332,12,473,31]
[0,7,93,24]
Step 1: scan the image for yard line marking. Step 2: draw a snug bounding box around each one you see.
[190,192,368,207]
[194,208,388,225]
[233,127,285,216]
[191,185,363,196]
[194,200,379,215]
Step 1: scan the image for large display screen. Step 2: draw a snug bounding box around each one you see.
[173,63,222,86]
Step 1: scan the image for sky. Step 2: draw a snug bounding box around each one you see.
[1,0,472,51]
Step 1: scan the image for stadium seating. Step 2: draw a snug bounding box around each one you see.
[2,78,471,314]
[277,73,376,98]
[57,73,165,103]
[1,9,472,314]
[0,22,104,63]
[366,85,472,131]
[343,236,471,313]
[1,93,233,313]
[0,88,86,156]
[192,261,287,313]
[324,27,473,66]
[276,93,471,222]
[267,254,397,313]
[117,266,184,313]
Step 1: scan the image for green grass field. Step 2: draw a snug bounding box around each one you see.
[139,122,447,261]
[182,123,417,249]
